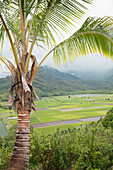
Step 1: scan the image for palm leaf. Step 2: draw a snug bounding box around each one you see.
[0,14,20,78]
[25,0,92,72]
[28,0,92,47]
[0,56,17,79]
[30,16,113,81]
[30,54,38,84]
[53,17,113,64]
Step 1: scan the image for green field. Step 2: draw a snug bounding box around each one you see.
[0,94,113,132]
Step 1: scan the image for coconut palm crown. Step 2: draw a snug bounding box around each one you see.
[0,0,113,169]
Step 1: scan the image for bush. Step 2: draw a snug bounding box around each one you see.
[102,108,113,129]
[30,123,113,170]
[0,140,14,169]
[0,122,113,170]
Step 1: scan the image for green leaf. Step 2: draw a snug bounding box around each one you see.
[53,17,113,65]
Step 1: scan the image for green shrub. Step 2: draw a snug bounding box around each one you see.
[0,140,14,169]
[0,124,17,169]
[0,122,113,170]
[30,123,113,170]
[102,108,113,129]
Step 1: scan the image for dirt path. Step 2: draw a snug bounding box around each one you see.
[32,116,103,128]
[93,103,113,105]
[59,108,84,112]
[0,115,11,129]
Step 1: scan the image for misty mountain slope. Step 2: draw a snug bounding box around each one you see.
[68,70,113,81]
[0,76,12,98]
[0,66,113,99]
[39,66,81,81]
[103,69,113,82]
[33,67,86,97]
[0,67,84,99]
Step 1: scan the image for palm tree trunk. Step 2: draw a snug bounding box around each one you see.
[7,87,31,170]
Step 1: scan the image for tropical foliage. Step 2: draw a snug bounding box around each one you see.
[0,122,113,169]
[30,123,113,170]
[1,0,113,169]
[53,17,113,65]
[102,108,113,129]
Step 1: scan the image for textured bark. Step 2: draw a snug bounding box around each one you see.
[7,84,31,170]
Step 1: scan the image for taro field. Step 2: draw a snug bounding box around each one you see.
[1,94,113,135]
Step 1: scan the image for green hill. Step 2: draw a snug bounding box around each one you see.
[1,66,113,100]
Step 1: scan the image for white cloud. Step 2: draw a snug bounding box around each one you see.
[87,0,113,17]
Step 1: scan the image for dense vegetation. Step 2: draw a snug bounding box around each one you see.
[0,121,113,170]
[102,108,113,129]
[1,66,113,100]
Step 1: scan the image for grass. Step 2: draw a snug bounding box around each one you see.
[52,112,104,120]
[4,113,17,118]
[30,113,39,118]
[39,116,61,122]
[30,117,40,124]
[36,110,62,116]
[0,109,14,114]
[9,120,17,125]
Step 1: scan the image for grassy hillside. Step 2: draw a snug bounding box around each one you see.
[1,66,113,100]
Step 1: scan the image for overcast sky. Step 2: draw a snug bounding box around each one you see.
[1,0,113,76]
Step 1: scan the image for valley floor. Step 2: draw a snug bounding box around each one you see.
[0,94,113,136]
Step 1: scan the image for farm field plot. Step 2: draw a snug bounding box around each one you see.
[35,121,91,136]
[0,94,113,128]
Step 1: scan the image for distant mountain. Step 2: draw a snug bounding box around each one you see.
[33,66,83,97]
[103,69,113,82]
[68,70,113,81]
[68,67,113,82]
[0,76,12,99]
[1,66,113,100]
[39,66,80,81]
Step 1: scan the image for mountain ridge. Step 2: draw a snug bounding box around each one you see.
[0,66,113,100]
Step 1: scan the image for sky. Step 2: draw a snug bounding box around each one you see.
[1,0,113,76]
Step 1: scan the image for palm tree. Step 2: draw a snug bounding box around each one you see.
[0,0,113,169]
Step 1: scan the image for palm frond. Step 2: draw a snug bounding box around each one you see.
[53,17,113,65]
[0,56,17,79]
[25,0,92,72]
[30,54,38,84]
[28,0,92,48]
[0,1,24,55]
[0,25,6,51]
[0,14,20,78]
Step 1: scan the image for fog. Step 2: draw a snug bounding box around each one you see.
[62,54,113,72]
